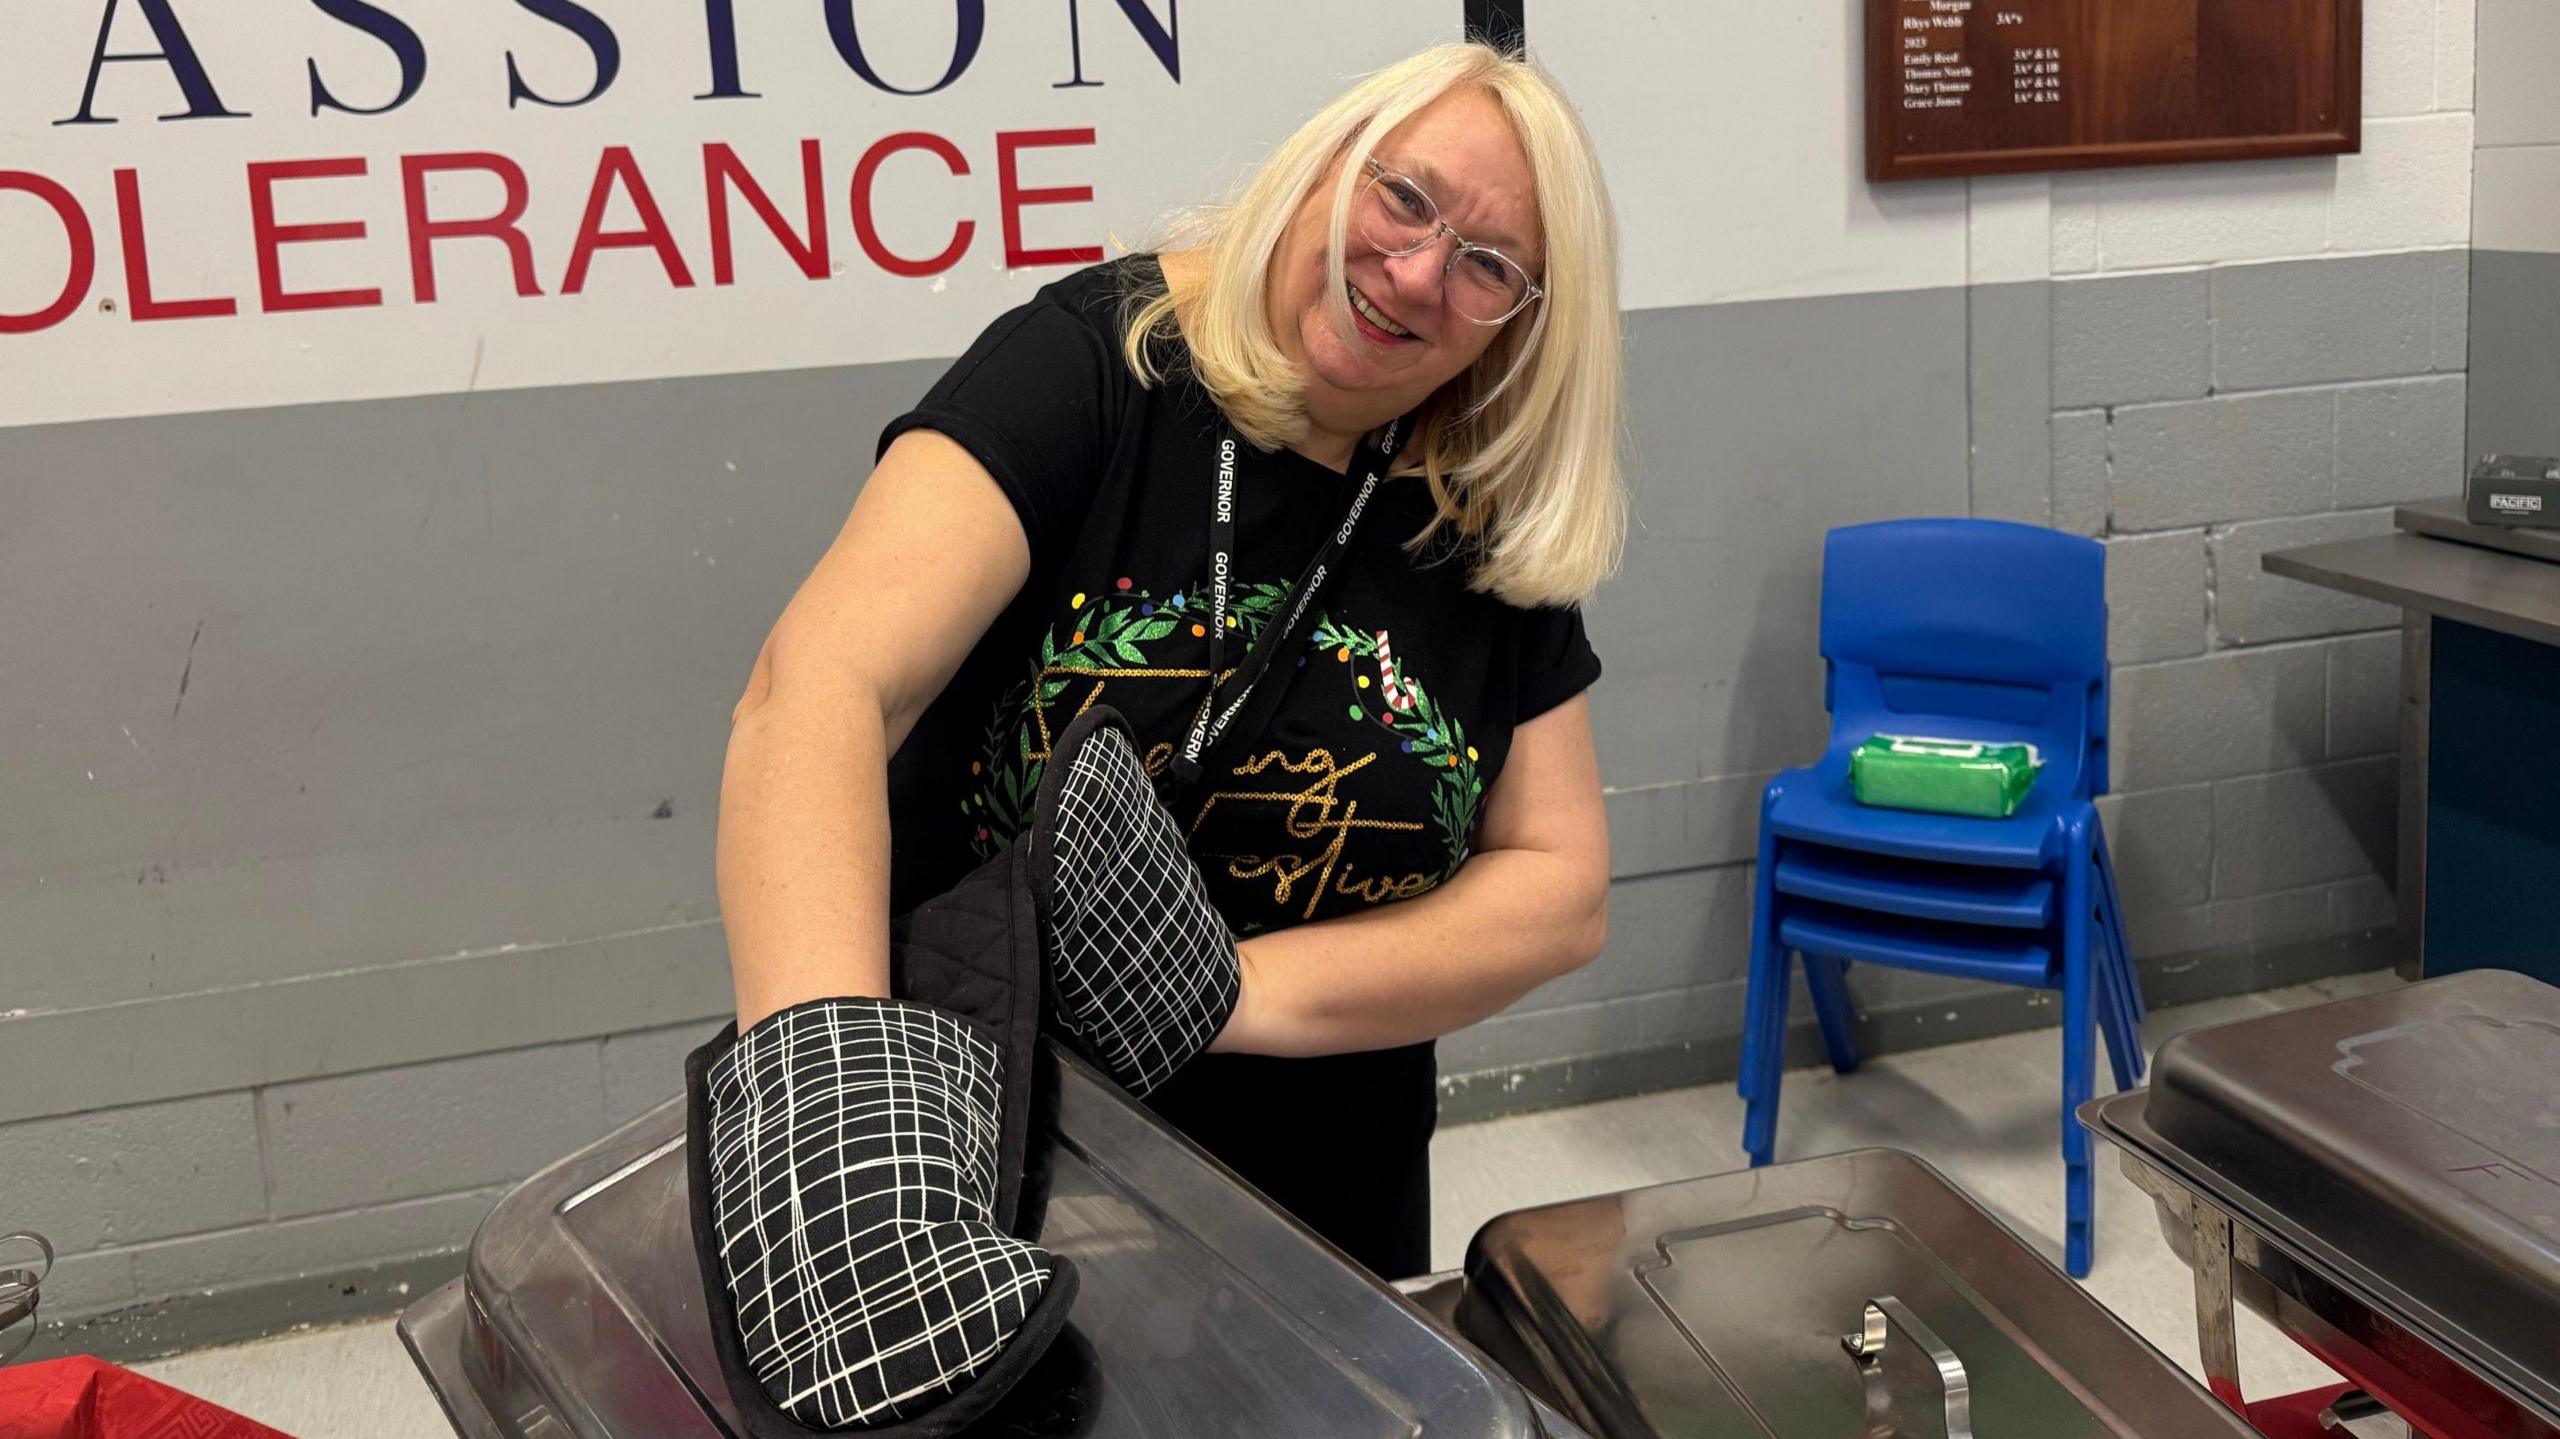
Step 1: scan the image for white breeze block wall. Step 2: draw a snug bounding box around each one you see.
[2017,0,2476,976]
[2047,0,2475,274]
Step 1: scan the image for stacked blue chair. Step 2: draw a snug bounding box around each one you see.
[1738,517,2145,1277]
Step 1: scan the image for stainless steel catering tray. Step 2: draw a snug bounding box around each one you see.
[1455,1146,2256,1438]
[2086,970,2560,1429]
[400,1041,1571,1437]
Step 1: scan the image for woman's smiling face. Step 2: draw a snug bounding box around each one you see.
[1267,85,1543,441]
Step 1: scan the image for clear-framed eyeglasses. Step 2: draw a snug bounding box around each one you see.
[1357,158,1544,326]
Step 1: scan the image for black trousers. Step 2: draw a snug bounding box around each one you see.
[1144,1041,1438,1280]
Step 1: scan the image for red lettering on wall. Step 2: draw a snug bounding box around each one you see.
[995,128,1101,269]
[403,152,543,303]
[115,169,238,321]
[0,171,96,334]
[248,158,386,313]
[562,146,696,295]
[849,132,974,278]
[706,140,830,285]
[13,126,1112,336]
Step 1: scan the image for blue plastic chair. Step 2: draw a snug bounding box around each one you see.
[1737,518,2145,1277]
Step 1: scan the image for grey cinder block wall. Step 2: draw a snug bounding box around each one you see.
[1435,246,2451,1113]
[1440,0,2475,1110]
[2041,251,2451,955]
[0,2,2480,1352]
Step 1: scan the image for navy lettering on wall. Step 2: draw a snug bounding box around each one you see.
[824,0,985,96]
[0,0,1280,336]
[1055,0,1179,89]
[308,0,429,117]
[506,0,623,109]
[695,0,761,100]
[56,0,249,126]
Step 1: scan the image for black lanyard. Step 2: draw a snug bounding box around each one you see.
[1166,415,1407,793]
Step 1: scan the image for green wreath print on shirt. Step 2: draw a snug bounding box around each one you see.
[963,576,1279,855]
[964,579,1487,902]
[1305,616,1485,878]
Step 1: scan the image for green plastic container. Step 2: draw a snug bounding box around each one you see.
[1849,735,2043,819]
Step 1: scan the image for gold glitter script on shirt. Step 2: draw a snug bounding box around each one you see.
[1191,747,1435,919]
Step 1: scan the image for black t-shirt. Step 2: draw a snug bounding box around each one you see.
[878,255,1600,1276]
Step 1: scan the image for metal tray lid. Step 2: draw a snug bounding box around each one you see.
[1455,1148,2257,1439]
[2086,970,2560,1419]
[441,1042,1553,1438]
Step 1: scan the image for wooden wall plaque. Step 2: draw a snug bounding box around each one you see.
[1867,0,2362,181]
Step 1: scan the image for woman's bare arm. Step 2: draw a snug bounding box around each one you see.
[718,430,1032,1030]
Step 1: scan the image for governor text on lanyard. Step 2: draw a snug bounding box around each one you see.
[1170,417,1406,788]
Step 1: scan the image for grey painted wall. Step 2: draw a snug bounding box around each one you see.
[2478,249,2560,453]
[4,363,943,1119]
[7,246,2443,1341]
[2472,250,2560,455]
[1443,248,2453,1108]
[2037,248,2458,960]
[7,364,956,1327]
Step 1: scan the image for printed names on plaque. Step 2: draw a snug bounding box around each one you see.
[1897,0,1977,112]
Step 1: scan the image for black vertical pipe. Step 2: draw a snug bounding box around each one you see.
[1465,0,1525,53]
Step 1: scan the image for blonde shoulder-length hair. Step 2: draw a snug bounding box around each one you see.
[1120,42,1624,609]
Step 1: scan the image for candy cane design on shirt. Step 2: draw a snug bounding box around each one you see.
[1316,618,1484,881]
[1375,630,1417,712]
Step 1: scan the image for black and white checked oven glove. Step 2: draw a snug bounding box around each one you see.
[700,1000,1051,1429]
[686,835,1077,1435]
[1030,707,1243,1098]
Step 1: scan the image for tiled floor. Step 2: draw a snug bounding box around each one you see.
[130,972,2397,1437]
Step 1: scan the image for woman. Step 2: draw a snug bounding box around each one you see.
[717,41,1623,1288]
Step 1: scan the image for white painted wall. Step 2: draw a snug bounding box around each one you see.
[2046,0,2476,275]
[5,1,2000,431]
[2474,0,2560,254]
[0,1,1453,427]
[1533,4,1972,308]
[0,2,2489,421]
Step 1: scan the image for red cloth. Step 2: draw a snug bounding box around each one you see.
[2244,1383,2368,1438]
[0,1355,297,1439]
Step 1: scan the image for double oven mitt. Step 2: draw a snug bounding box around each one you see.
[684,833,1078,1435]
[1029,706,1243,1098]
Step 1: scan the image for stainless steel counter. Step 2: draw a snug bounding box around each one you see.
[2086,971,2560,1436]
[1456,1148,2258,1438]
[401,1042,1573,1438]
